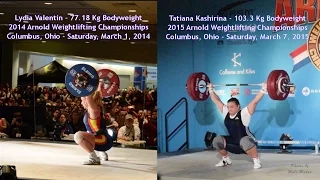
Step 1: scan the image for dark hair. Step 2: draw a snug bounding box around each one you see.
[13,112,22,118]
[13,112,22,122]
[227,98,240,106]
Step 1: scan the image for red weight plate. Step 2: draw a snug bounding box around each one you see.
[190,72,210,101]
[276,70,290,100]
[97,69,120,97]
[266,70,278,100]
[186,73,198,100]
[267,70,290,100]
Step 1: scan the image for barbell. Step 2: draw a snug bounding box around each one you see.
[65,64,120,97]
[186,70,295,101]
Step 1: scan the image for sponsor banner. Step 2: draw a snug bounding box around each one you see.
[219,53,256,76]
[147,67,157,81]
[134,67,147,82]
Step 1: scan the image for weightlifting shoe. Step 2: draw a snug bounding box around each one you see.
[215,156,232,167]
[99,151,108,161]
[253,158,262,169]
[83,158,101,165]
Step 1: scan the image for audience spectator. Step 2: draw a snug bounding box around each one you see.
[45,109,61,136]
[59,113,74,135]
[0,118,9,135]
[117,114,141,141]
[143,109,157,147]
[8,112,32,139]
[0,84,157,148]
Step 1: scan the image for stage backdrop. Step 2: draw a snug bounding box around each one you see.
[158,0,320,153]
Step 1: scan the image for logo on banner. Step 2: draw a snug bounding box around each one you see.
[301,87,320,96]
[215,89,225,96]
[219,53,256,75]
[273,0,320,73]
[217,0,254,19]
[290,18,320,73]
[232,53,241,67]
[244,88,250,96]
[230,88,239,97]
[307,20,320,71]
[302,87,311,96]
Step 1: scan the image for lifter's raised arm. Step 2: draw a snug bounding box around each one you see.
[85,81,103,114]
[208,83,225,113]
[247,82,266,115]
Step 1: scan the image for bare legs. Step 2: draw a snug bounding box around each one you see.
[218,137,228,157]
[245,146,258,158]
[74,131,95,152]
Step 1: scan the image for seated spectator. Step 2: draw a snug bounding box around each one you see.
[0,118,9,136]
[69,111,86,133]
[143,109,157,147]
[59,113,74,136]
[105,112,119,141]
[44,109,60,136]
[117,114,141,141]
[8,112,32,139]
[128,106,139,126]
[105,113,119,129]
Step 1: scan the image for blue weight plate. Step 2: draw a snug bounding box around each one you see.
[65,64,99,97]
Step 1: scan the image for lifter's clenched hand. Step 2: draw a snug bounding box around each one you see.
[261,82,267,91]
[208,83,214,89]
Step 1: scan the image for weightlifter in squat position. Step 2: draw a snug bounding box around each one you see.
[74,81,113,165]
[208,82,266,169]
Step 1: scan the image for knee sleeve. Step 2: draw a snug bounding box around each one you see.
[240,136,256,151]
[212,136,225,150]
[74,132,84,144]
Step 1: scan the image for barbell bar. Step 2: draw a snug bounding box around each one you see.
[186,70,295,101]
[198,83,295,88]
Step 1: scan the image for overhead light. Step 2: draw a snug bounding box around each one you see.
[67,13,74,16]
[130,42,135,44]
[59,33,64,35]
[42,41,46,43]
[85,42,90,44]
[142,20,149,23]
[122,38,127,40]
[86,21,91,23]
[128,10,136,13]
[44,2,52,5]
[0,13,4,15]
[23,21,29,23]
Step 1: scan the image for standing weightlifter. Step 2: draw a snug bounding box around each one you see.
[208,82,266,169]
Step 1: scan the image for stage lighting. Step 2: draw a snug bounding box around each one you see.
[0,165,17,180]
[278,133,293,153]
[204,131,216,149]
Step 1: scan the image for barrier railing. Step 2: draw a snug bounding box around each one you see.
[165,97,188,153]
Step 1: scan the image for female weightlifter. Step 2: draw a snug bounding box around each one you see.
[208,82,266,169]
[74,81,113,165]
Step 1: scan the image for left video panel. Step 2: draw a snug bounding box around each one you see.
[0,1,157,180]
